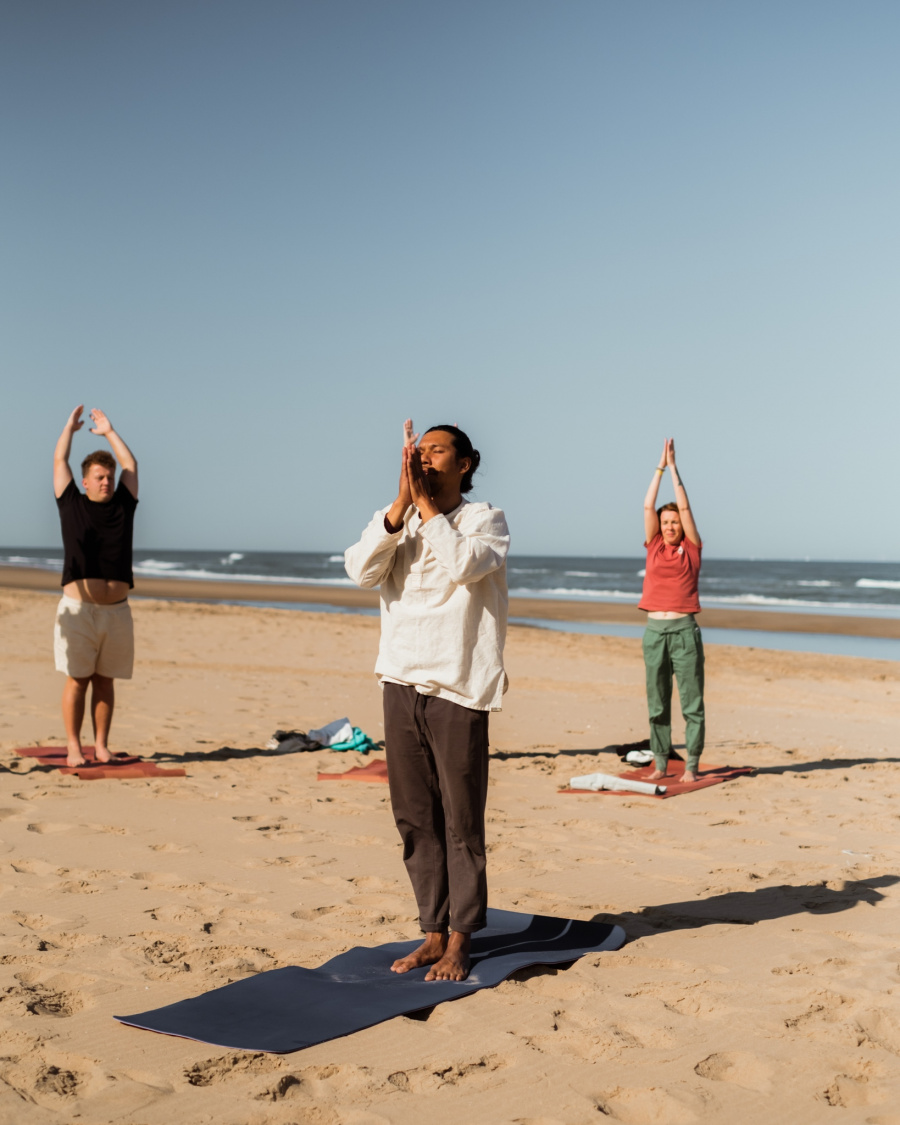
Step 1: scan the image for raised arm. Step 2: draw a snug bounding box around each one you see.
[53,405,84,498]
[666,439,700,546]
[90,409,138,498]
[345,419,420,589]
[643,442,667,543]
[384,418,419,531]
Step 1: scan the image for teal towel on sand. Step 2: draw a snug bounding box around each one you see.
[329,727,378,753]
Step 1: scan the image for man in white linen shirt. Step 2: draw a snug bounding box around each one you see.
[344,420,509,981]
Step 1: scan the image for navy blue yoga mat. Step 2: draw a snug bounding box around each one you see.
[115,908,626,1053]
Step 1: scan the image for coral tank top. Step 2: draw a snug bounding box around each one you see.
[638,532,702,613]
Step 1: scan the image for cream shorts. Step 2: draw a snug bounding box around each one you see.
[53,596,135,680]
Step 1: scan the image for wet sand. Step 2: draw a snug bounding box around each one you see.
[1,588,899,1122]
[2,565,898,638]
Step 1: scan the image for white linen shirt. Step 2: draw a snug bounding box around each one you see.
[344,499,510,711]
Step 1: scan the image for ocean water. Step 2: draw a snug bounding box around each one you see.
[2,548,898,617]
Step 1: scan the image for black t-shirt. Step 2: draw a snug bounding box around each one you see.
[56,479,139,587]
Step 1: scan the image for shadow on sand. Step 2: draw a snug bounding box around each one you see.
[388,875,900,1019]
[3,743,383,772]
[10,745,897,779]
[754,756,900,774]
[489,740,683,762]
[491,747,900,774]
[590,874,900,941]
[150,743,384,766]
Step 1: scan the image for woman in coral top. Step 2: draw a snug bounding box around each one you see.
[638,439,705,782]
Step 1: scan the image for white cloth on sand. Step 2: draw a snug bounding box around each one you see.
[569,772,665,796]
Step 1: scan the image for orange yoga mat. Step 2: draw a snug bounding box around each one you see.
[317,759,389,783]
[14,746,186,781]
[562,762,754,799]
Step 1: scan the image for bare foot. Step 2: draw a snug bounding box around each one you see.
[66,742,87,768]
[681,768,699,782]
[425,931,471,982]
[391,932,447,974]
[93,745,113,764]
[648,767,669,780]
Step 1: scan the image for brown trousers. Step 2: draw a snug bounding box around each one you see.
[382,682,490,934]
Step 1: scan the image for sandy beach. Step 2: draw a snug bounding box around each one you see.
[2,585,899,1124]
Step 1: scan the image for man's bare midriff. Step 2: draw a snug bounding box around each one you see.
[646,610,690,619]
[63,578,130,604]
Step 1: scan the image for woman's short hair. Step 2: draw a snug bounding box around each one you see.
[81,450,117,477]
[657,501,680,520]
[424,425,481,494]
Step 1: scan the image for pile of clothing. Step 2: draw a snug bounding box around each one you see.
[265,716,378,755]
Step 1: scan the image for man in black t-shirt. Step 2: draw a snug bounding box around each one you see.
[53,406,139,767]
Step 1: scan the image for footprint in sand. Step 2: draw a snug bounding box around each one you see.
[55,875,107,895]
[257,855,307,868]
[35,1065,81,1097]
[134,935,276,980]
[185,1052,280,1086]
[129,870,201,891]
[784,991,856,1039]
[10,910,85,932]
[10,858,59,876]
[257,1062,385,1102]
[212,907,280,933]
[823,1071,885,1108]
[291,905,339,921]
[2,977,85,1018]
[857,1009,900,1056]
[143,903,210,927]
[31,932,98,953]
[694,1051,774,1092]
[627,981,734,1019]
[594,1085,701,1124]
[385,1056,507,1097]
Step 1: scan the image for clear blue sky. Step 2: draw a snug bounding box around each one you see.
[2,1,898,559]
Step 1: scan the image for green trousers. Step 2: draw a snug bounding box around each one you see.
[642,615,705,772]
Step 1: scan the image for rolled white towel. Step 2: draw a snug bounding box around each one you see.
[569,772,665,796]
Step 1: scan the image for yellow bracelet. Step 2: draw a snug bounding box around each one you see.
[656,467,665,473]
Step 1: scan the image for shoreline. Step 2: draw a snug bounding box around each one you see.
[2,564,899,638]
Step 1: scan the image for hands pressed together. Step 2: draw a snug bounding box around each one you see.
[658,438,677,470]
[394,418,438,522]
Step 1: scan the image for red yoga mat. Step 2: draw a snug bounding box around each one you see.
[561,762,755,799]
[317,759,389,784]
[14,746,186,781]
